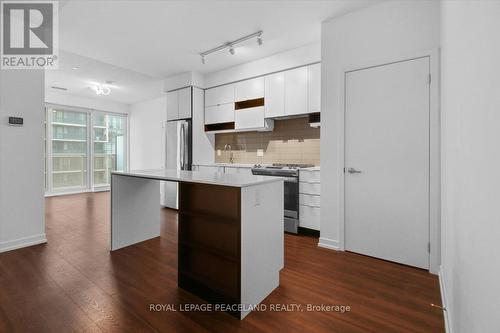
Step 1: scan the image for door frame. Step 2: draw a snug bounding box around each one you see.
[337,48,440,273]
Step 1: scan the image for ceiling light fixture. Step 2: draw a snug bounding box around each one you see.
[72,66,79,70]
[93,82,111,96]
[200,30,263,64]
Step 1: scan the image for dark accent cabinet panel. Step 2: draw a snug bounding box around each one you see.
[178,182,241,318]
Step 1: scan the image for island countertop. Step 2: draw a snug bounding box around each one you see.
[112,169,283,187]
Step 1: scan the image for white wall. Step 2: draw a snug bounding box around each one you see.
[441,1,500,332]
[46,90,129,114]
[204,42,320,88]
[0,70,46,253]
[163,71,205,91]
[192,87,215,165]
[129,96,167,170]
[320,1,440,250]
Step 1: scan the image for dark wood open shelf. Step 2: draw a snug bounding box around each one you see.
[204,122,235,132]
[235,97,264,110]
[309,112,320,123]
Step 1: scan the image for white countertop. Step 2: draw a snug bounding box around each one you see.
[194,163,320,170]
[194,162,254,168]
[112,169,283,188]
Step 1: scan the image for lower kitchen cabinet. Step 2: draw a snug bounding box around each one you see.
[195,165,224,173]
[299,169,320,231]
[299,205,320,230]
[224,166,252,175]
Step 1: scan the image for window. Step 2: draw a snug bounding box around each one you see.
[45,105,127,195]
[93,112,127,187]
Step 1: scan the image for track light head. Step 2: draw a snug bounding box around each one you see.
[201,55,205,64]
[257,36,263,46]
[229,46,235,55]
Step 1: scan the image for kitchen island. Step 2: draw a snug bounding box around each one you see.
[111,169,284,319]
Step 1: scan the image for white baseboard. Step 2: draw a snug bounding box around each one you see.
[438,266,452,333]
[0,234,47,253]
[318,237,341,251]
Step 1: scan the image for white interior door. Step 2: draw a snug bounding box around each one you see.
[345,57,430,269]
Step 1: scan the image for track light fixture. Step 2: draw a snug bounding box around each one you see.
[200,30,263,64]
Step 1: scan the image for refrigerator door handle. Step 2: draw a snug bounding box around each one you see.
[183,122,189,170]
[180,123,185,170]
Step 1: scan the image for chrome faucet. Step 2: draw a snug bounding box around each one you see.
[224,144,234,164]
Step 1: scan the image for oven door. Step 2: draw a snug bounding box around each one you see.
[284,177,299,219]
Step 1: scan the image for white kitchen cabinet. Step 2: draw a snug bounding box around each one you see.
[167,87,192,120]
[284,67,308,116]
[299,193,320,207]
[166,90,179,121]
[235,106,265,129]
[235,77,264,102]
[299,168,320,231]
[308,63,321,114]
[226,166,253,175]
[299,205,320,230]
[205,84,235,107]
[178,87,192,119]
[299,169,320,183]
[237,167,253,176]
[205,103,234,125]
[264,72,285,118]
[299,182,321,195]
[196,165,224,173]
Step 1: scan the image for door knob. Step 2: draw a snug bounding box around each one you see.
[347,168,362,174]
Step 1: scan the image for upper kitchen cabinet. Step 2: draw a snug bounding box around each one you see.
[235,77,264,102]
[205,84,234,107]
[205,103,234,125]
[284,67,308,116]
[204,84,236,131]
[178,87,192,119]
[167,87,192,121]
[166,90,179,121]
[264,72,285,118]
[308,63,321,114]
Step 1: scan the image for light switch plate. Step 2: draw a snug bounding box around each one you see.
[217,149,221,156]
[257,149,264,157]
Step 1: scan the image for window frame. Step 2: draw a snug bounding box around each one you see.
[45,103,128,196]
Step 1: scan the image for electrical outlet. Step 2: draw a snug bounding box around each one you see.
[257,149,264,157]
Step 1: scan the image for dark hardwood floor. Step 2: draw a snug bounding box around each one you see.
[0,192,444,332]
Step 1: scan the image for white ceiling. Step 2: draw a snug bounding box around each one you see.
[45,51,164,104]
[48,0,379,104]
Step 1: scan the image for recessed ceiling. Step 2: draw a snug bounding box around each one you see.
[48,0,380,104]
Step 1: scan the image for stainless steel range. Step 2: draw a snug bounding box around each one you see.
[252,163,314,234]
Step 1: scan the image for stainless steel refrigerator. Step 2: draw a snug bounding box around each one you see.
[162,119,192,209]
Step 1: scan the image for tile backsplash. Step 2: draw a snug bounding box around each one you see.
[215,117,320,165]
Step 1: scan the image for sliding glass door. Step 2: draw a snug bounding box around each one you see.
[47,107,89,192]
[93,112,127,188]
[45,105,127,195]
